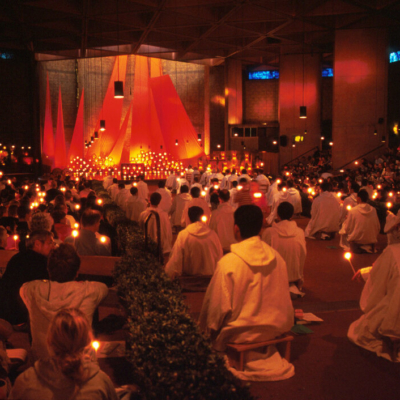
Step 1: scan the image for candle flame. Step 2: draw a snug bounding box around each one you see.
[91,341,100,351]
[100,236,107,243]
[344,252,352,260]
[201,216,207,223]
[72,230,79,238]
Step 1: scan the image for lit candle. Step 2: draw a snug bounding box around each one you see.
[201,216,207,223]
[100,236,107,244]
[72,230,79,238]
[344,252,356,274]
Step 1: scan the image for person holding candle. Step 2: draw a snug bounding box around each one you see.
[181,187,211,228]
[339,189,380,253]
[348,214,400,361]
[10,308,118,400]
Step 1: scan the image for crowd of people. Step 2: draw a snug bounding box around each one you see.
[0,145,400,396]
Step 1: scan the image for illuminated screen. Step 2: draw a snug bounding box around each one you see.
[248,70,279,80]
[322,68,333,77]
[390,51,400,63]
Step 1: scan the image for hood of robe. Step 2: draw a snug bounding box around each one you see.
[271,220,298,238]
[355,203,375,215]
[179,193,192,201]
[186,221,212,237]
[34,357,99,390]
[287,188,298,196]
[25,281,96,323]
[218,202,234,215]
[231,236,276,268]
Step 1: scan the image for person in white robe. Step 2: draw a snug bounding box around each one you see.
[137,175,149,202]
[255,170,270,194]
[190,167,201,186]
[165,206,222,278]
[114,183,131,212]
[339,189,380,253]
[199,168,211,187]
[191,175,202,191]
[181,186,210,228]
[139,192,172,255]
[267,177,280,207]
[229,181,239,209]
[19,243,108,361]
[209,189,237,252]
[169,185,192,229]
[166,170,176,190]
[227,169,238,189]
[107,178,119,202]
[340,182,359,224]
[262,202,306,290]
[156,180,172,213]
[102,173,113,190]
[219,169,230,190]
[238,169,252,182]
[199,205,294,381]
[266,182,291,225]
[348,236,400,361]
[304,181,342,239]
[286,181,302,215]
[126,187,147,223]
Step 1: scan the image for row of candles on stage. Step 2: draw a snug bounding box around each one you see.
[67,151,185,180]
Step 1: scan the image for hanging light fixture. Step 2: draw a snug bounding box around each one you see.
[100,120,106,131]
[100,20,106,130]
[94,131,99,140]
[91,136,94,143]
[197,134,202,142]
[300,106,307,119]
[374,128,377,136]
[382,136,386,143]
[304,129,308,135]
[300,19,307,119]
[175,139,178,146]
[114,0,124,98]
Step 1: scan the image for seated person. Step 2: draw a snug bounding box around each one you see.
[169,185,192,231]
[348,216,400,361]
[20,244,108,360]
[65,209,111,256]
[126,186,147,223]
[304,181,341,239]
[139,192,172,255]
[10,308,118,400]
[199,205,294,380]
[339,189,380,253]
[166,206,223,279]
[52,207,72,242]
[209,189,237,253]
[181,187,211,228]
[262,202,306,292]
[0,230,53,325]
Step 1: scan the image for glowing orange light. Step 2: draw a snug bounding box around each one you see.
[387,202,393,208]
[389,192,393,197]
[74,223,79,229]
[13,235,19,241]
[237,185,243,191]
[201,216,207,223]
[346,205,352,211]
[72,230,79,238]
[276,179,281,184]
[91,341,100,351]
[97,199,103,205]
[307,188,312,193]
[344,252,352,260]
[75,204,81,210]
[337,192,342,198]
[253,192,262,199]
[201,191,206,197]
[100,236,107,243]
[377,185,381,189]
[282,187,287,192]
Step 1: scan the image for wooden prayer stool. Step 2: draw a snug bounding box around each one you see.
[225,333,294,371]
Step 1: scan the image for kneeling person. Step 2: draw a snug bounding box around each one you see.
[165,206,223,279]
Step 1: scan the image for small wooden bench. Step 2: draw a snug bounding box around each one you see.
[226,333,294,371]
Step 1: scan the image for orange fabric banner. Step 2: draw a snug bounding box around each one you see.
[150,74,204,160]
[54,87,67,169]
[42,73,55,167]
[67,88,85,162]
[129,55,165,159]
[85,55,128,159]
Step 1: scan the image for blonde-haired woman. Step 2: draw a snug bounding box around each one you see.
[10,308,118,400]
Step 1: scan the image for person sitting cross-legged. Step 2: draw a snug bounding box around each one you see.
[19,243,108,361]
[199,205,294,381]
[165,206,223,279]
[262,202,306,295]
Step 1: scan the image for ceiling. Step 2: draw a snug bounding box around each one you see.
[1,0,400,66]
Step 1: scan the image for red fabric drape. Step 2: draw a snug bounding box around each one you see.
[42,73,55,167]
[85,55,128,159]
[150,74,204,160]
[109,101,132,165]
[67,89,84,162]
[54,87,67,169]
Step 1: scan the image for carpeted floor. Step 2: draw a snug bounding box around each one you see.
[182,217,400,400]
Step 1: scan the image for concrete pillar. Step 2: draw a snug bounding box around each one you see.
[224,59,243,150]
[204,66,210,155]
[332,28,388,169]
[279,52,321,167]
